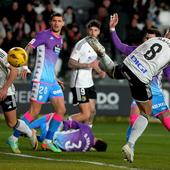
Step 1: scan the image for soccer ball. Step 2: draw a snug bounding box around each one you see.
[7,47,28,67]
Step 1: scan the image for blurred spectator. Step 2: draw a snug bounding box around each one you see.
[1,16,12,33]
[41,1,54,27]
[63,6,76,25]
[1,30,15,52]
[25,2,37,29]
[35,14,47,32]
[6,1,21,26]
[125,16,143,45]
[147,0,160,26]
[52,0,64,14]
[158,2,170,33]
[33,0,45,14]
[0,21,6,39]
[102,0,112,14]
[66,23,82,50]
[13,15,31,45]
[0,33,4,47]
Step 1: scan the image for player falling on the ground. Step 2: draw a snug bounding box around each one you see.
[110,13,170,163]
[68,19,105,127]
[0,48,37,154]
[8,13,66,153]
[29,113,107,152]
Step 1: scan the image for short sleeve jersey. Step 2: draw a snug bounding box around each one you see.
[29,29,63,83]
[69,37,98,88]
[123,37,170,84]
[0,48,15,95]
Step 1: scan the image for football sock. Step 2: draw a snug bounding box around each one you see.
[9,134,18,142]
[14,119,32,137]
[126,113,139,141]
[126,125,132,142]
[21,111,34,125]
[29,114,51,142]
[100,53,115,73]
[45,113,63,140]
[128,115,148,147]
[13,111,34,138]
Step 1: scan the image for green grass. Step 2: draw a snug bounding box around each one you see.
[0,118,170,170]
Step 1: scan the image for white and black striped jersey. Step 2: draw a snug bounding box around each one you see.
[0,48,15,95]
[123,37,170,84]
[70,37,98,88]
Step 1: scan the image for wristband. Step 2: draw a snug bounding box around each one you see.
[110,28,115,32]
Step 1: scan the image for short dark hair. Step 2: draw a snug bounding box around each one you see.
[86,19,101,29]
[93,139,107,152]
[146,26,161,37]
[50,13,64,21]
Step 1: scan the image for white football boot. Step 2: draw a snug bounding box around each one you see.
[122,143,134,163]
[86,36,105,56]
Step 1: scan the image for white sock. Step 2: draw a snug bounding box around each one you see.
[44,139,52,143]
[9,135,18,142]
[15,119,32,137]
[100,53,115,73]
[68,116,72,120]
[88,124,93,128]
[128,115,148,148]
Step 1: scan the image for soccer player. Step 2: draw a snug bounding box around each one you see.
[8,13,66,153]
[0,48,37,154]
[86,21,170,161]
[68,19,105,126]
[29,113,107,152]
[109,13,170,162]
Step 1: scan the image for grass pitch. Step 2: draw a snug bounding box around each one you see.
[0,118,170,170]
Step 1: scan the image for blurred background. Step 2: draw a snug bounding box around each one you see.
[1,0,170,116]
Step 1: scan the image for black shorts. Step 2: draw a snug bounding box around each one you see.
[114,64,152,102]
[0,95,17,112]
[71,86,97,105]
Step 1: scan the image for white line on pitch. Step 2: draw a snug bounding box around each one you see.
[0,151,142,170]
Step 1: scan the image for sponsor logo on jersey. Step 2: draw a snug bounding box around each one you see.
[130,55,147,74]
[53,89,62,94]
[53,45,61,54]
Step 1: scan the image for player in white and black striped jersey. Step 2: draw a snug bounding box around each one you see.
[0,48,38,154]
[68,19,106,127]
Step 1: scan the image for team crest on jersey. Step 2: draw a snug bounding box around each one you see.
[81,96,86,101]
[50,36,54,40]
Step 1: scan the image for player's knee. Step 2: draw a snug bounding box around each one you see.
[129,113,139,126]
[7,120,16,128]
[162,116,170,131]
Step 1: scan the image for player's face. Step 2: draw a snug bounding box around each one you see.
[88,26,100,38]
[50,16,64,34]
[143,33,156,42]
